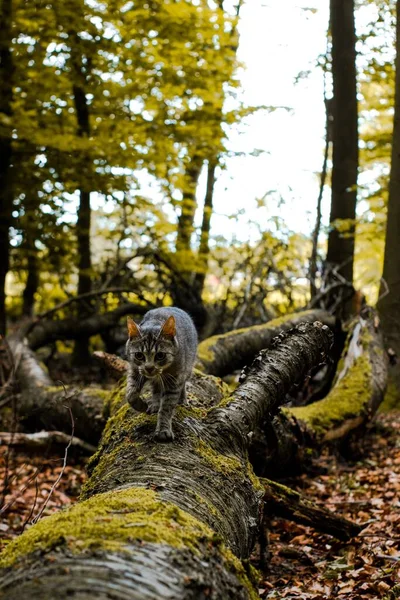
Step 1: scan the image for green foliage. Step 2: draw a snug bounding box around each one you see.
[7,0,243,319]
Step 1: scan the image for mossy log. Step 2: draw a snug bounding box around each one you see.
[7,338,108,443]
[7,310,334,444]
[196,309,336,376]
[250,307,388,477]
[0,322,333,600]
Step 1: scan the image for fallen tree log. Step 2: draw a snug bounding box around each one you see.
[0,431,96,456]
[0,322,334,600]
[196,308,336,376]
[5,337,109,443]
[250,307,388,476]
[5,309,335,445]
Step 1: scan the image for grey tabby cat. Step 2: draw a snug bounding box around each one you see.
[125,307,198,442]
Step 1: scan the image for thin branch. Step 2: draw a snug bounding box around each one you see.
[31,402,75,524]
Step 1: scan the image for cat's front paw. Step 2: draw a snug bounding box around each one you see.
[127,394,148,413]
[154,429,174,443]
[146,401,160,415]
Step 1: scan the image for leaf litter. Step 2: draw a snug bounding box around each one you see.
[255,411,400,599]
[0,411,399,599]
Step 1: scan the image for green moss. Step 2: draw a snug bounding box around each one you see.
[194,440,263,493]
[0,488,217,566]
[197,310,316,364]
[287,352,372,436]
[379,380,400,412]
[103,379,127,418]
[83,404,156,496]
[176,405,208,420]
[0,487,258,598]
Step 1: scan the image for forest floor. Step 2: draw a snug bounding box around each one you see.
[0,411,399,599]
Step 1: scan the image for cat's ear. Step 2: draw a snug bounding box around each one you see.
[127,317,141,339]
[161,315,176,338]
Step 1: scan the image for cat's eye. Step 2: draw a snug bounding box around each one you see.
[135,352,145,362]
[155,352,166,361]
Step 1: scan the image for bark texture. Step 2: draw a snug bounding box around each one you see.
[326,0,358,287]
[197,309,336,377]
[71,58,93,366]
[250,307,388,477]
[0,322,333,600]
[377,0,400,404]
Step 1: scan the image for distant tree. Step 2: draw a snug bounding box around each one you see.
[377,0,400,402]
[325,0,358,296]
[0,0,13,334]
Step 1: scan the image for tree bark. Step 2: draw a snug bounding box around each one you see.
[0,322,334,600]
[377,0,400,405]
[21,193,39,317]
[250,307,387,477]
[326,0,358,290]
[175,156,203,254]
[193,160,217,296]
[0,0,13,335]
[197,308,336,377]
[71,56,93,366]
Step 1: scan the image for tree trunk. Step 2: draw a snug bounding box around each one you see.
[7,336,107,444]
[377,0,400,406]
[22,194,39,317]
[175,157,203,254]
[71,75,93,366]
[193,160,217,296]
[326,0,358,291]
[172,156,207,329]
[0,322,334,599]
[0,0,13,335]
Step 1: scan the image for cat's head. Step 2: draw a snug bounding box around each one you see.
[125,315,177,378]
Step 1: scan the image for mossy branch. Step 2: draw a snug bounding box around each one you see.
[286,307,387,442]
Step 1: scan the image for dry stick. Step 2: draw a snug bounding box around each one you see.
[31,403,75,524]
[261,478,362,541]
[20,469,40,534]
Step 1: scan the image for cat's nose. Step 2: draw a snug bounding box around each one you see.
[144,365,156,376]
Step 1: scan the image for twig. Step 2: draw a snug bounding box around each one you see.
[31,402,75,524]
[20,468,41,533]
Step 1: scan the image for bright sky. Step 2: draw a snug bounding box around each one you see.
[201,0,331,242]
